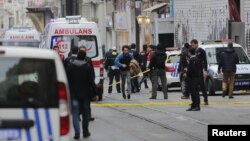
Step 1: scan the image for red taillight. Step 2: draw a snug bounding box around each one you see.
[58,82,70,136]
[100,59,104,77]
[166,66,175,72]
[60,116,70,136]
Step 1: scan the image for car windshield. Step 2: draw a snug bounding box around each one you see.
[0,58,58,108]
[206,47,250,64]
[51,35,98,58]
[167,54,180,63]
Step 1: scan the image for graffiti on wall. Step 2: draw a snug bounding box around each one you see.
[175,1,229,47]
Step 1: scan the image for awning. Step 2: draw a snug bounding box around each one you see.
[143,3,168,12]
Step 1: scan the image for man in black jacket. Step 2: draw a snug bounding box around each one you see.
[218,41,239,98]
[185,48,201,111]
[191,39,209,105]
[149,44,168,99]
[66,50,96,139]
[78,46,95,121]
[105,46,121,94]
[64,46,78,69]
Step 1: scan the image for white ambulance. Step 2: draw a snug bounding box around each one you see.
[40,16,104,100]
[2,27,40,47]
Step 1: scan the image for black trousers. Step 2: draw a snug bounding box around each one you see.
[79,99,90,134]
[199,76,208,102]
[188,77,200,108]
[108,69,121,93]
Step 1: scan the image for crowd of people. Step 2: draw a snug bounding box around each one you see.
[105,43,168,100]
[53,38,239,140]
[105,40,239,112]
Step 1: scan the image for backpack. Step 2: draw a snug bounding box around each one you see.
[155,53,166,68]
[129,59,141,75]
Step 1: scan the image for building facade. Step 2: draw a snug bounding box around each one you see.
[0,0,63,36]
[175,0,250,55]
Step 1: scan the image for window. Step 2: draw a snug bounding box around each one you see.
[206,47,250,64]
[0,58,58,108]
[51,35,98,58]
[167,54,180,63]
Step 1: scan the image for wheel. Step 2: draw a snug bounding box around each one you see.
[207,78,215,95]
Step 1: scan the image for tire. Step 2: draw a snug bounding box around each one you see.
[207,78,215,95]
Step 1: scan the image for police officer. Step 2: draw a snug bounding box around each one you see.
[185,48,201,111]
[105,46,121,94]
[190,39,209,105]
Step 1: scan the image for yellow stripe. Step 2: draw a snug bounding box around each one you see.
[92,101,250,107]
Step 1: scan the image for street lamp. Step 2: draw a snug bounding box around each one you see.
[137,15,151,25]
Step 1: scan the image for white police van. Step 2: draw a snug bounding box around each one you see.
[200,41,250,95]
[0,47,71,141]
[165,49,181,90]
[2,27,41,47]
[40,15,104,100]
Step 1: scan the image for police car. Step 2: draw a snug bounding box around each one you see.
[0,47,71,140]
[200,41,250,95]
[2,26,41,47]
[165,48,181,90]
[40,15,104,100]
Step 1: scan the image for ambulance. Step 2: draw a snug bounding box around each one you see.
[2,26,40,47]
[40,16,104,100]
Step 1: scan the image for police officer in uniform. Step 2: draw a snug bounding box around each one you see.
[191,39,209,105]
[105,46,121,94]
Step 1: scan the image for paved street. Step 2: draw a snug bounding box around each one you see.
[73,80,250,141]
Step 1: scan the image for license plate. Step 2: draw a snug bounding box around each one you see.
[235,81,250,86]
[0,129,21,140]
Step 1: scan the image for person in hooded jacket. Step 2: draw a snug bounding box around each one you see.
[130,43,141,93]
[64,46,78,69]
[218,41,239,98]
[66,50,97,139]
[149,44,168,99]
[178,43,191,99]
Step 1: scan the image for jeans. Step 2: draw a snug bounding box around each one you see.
[79,100,91,134]
[222,72,236,97]
[152,69,168,98]
[120,70,131,96]
[131,75,140,92]
[72,99,80,136]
